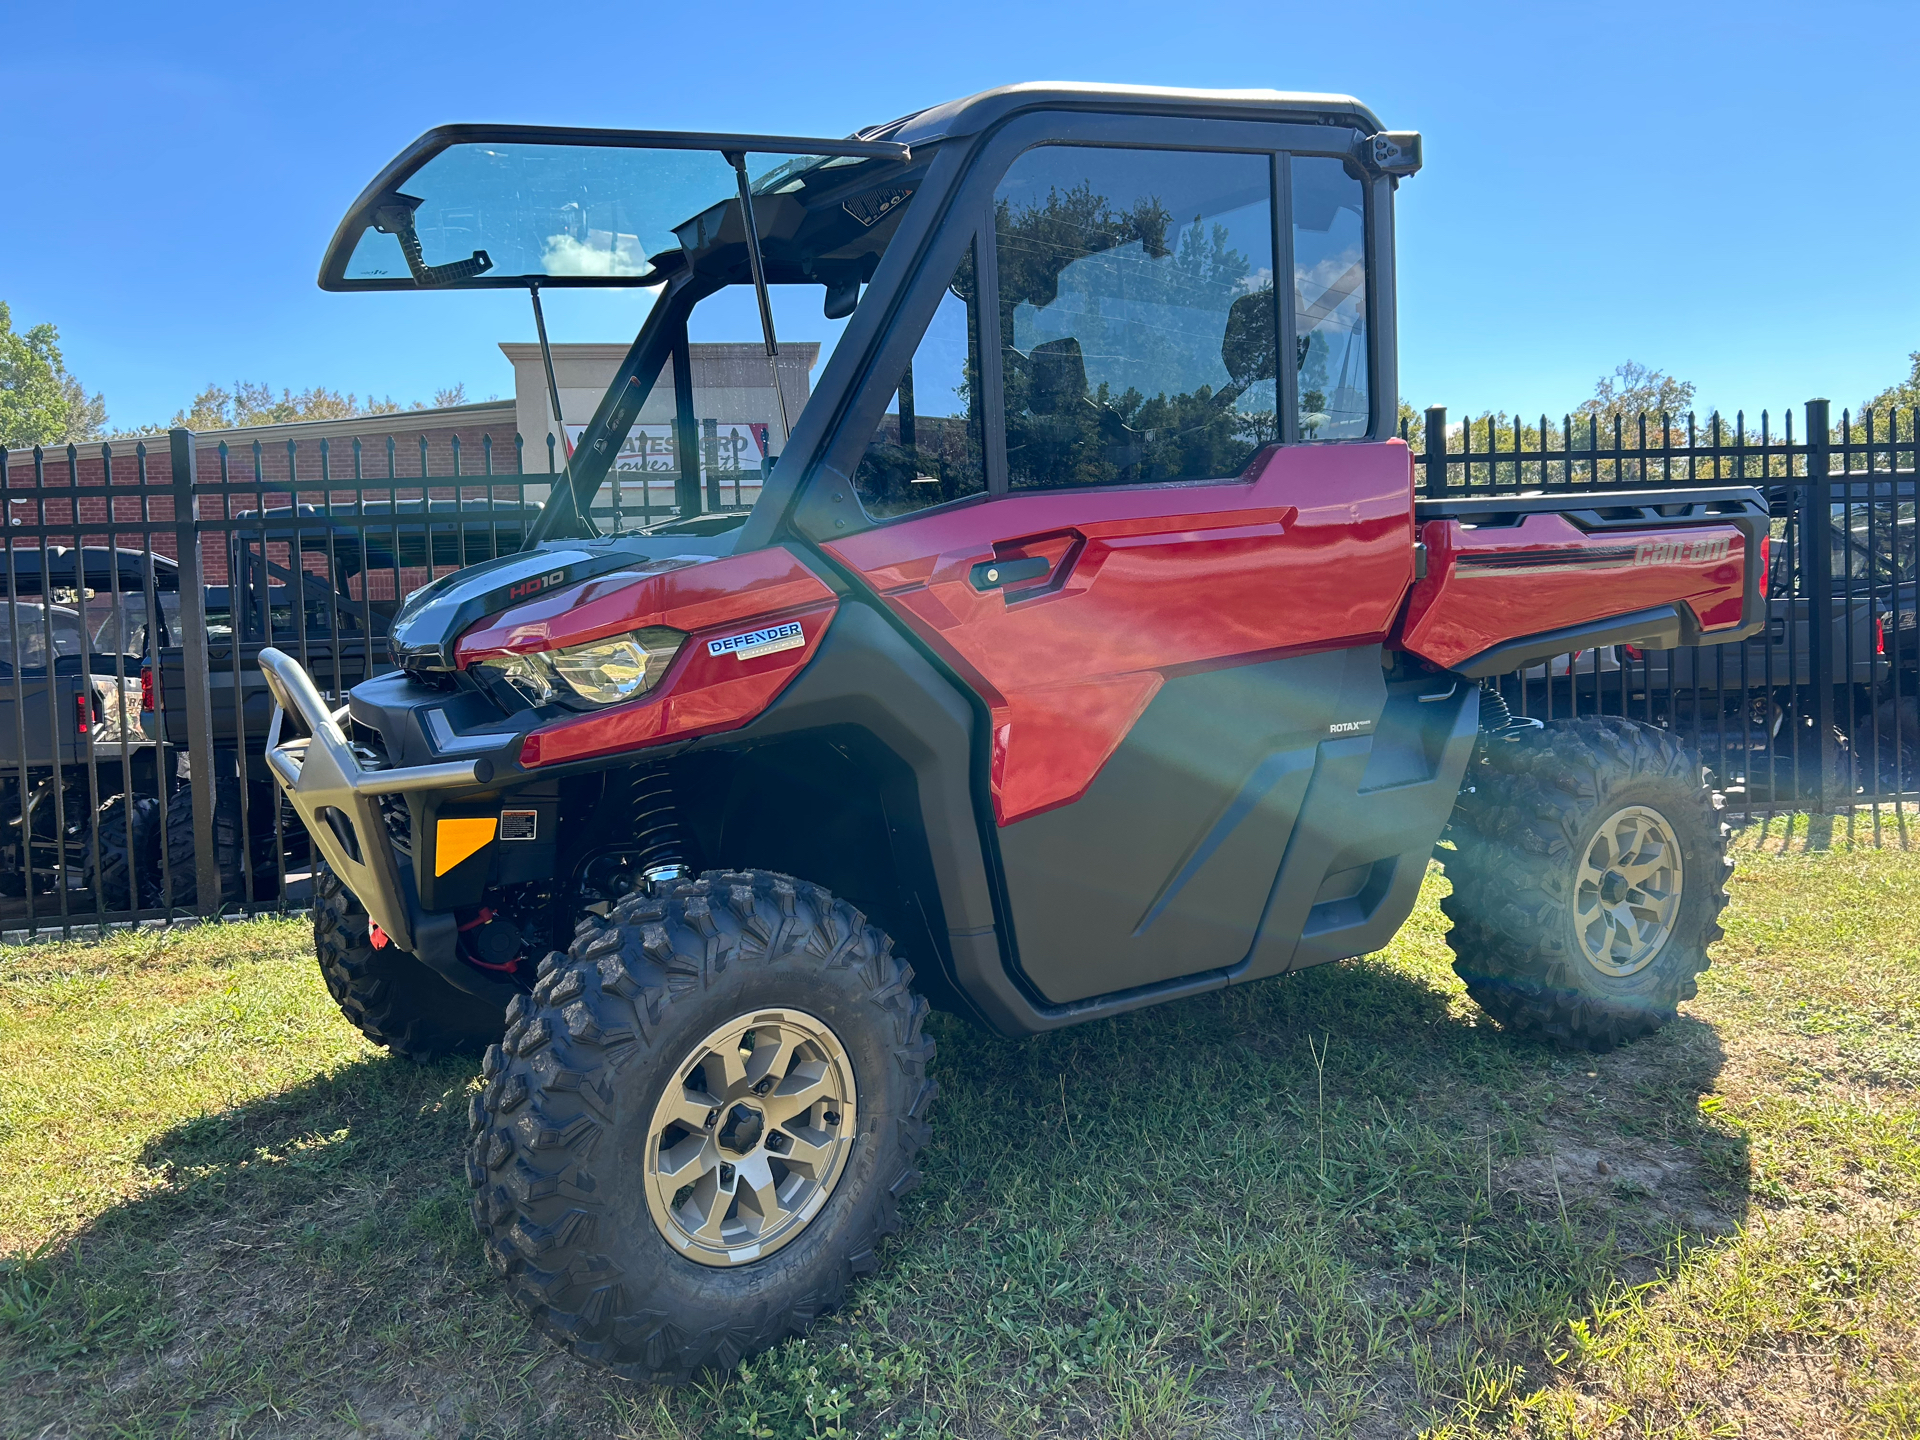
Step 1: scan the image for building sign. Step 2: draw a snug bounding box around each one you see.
[567,422,769,477]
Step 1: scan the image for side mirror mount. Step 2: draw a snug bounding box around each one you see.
[372,196,494,286]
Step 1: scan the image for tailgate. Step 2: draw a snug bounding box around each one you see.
[1396,487,1768,677]
[158,639,382,750]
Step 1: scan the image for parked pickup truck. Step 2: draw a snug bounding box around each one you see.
[153,500,537,905]
[1486,482,1915,799]
[0,546,171,910]
[260,90,1772,1387]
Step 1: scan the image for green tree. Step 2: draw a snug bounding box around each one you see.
[0,302,107,449]
[1859,351,1920,417]
[167,379,476,432]
[1576,360,1696,427]
[170,381,402,430]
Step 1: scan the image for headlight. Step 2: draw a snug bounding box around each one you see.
[476,626,685,709]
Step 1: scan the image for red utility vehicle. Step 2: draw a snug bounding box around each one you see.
[262,84,1766,1381]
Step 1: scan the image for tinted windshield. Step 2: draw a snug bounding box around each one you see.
[0,603,86,673]
[1832,499,1916,590]
[327,131,908,290]
[87,591,181,656]
[342,145,822,285]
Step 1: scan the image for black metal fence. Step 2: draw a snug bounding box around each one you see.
[0,424,740,938]
[1,399,1914,937]
[1406,398,1920,837]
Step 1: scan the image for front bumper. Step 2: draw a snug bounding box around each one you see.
[259,646,491,960]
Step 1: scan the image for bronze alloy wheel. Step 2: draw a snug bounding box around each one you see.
[1442,716,1729,1051]
[1573,803,1683,978]
[644,1007,858,1268]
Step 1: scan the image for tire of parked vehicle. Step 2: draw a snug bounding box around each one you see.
[162,774,245,910]
[92,794,160,912]
[313,859,508,1061]
[1441,716,1730,1052]
[467,869,936,1383]
[1871,695,1920,795]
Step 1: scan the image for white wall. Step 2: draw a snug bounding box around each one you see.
[499,341,818,476]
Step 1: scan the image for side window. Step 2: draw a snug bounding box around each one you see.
[851,249,987,520]
[993,146,1278,490]
[1290,156,1369,439]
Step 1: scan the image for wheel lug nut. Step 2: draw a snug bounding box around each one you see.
[719,1162,735,1186]
[704,1109,718,1129]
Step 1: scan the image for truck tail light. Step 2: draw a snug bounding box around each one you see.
[1759,534,1771,597]
[1876,613,1887,657]
[140,663,155,713]
[1624,644,1644,661]
[75,691,92,737]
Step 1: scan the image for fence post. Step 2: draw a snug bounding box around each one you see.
[1423,406,1448,497]
[168,429,222,908]
[1804,399,1838,811]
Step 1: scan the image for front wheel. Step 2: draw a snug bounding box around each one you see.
[1441,716,1730,1051]
[466,869,936,1382]
[313,860,509,1061]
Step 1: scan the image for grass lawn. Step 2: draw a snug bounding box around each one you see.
[2,815,1917,1438]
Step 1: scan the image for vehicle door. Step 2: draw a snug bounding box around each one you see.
[814,114,1416,1004]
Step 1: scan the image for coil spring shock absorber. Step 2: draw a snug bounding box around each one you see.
[1477,681,1541,736]
[1478,683,1513,733]
[627,765,689,892]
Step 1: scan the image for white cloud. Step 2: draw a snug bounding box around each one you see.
[541,230,647,276]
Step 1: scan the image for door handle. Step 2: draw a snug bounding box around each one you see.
[969,556,1052,592]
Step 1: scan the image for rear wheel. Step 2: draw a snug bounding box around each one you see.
[1442,716,1730,1051]
[162,774,245,910]
[92,794,159,911]
[313,859,508,1061]
[1871,695,1920,795]
[467,869,935,1382]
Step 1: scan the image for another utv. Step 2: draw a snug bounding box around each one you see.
[262,85,1764,1381]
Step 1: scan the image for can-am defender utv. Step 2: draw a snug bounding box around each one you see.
[263,84,1766,1382]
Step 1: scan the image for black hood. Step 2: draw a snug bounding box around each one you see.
[389,531,741,672]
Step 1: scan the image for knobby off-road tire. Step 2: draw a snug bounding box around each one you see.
[313,859,508,1061]
[1441,716,1730,1051]
[466,869,936,1383]
[162,775,245,910]
[93,794,159,911]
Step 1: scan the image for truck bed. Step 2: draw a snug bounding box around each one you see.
[158,638,385,776]
[1395,488,1769,676]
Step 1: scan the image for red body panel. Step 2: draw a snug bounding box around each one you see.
[454,550,838,769]
[826,442,1417,824]
[1396,514,1748,671]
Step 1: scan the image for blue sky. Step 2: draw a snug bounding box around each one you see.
[5,0,1916,434]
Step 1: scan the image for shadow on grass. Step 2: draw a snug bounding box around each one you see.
[0,1049,532,1437]
[866,955,1748,1432]
[1,954,1747,1437]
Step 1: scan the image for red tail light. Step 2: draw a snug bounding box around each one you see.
[141,663,155,713]
[1759,534,1771,597]
[1624,644,1644,661]
[1876,613,1887,657]
[74,691,91,737]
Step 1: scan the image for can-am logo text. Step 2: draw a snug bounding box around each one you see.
[1634,536,1731,566]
